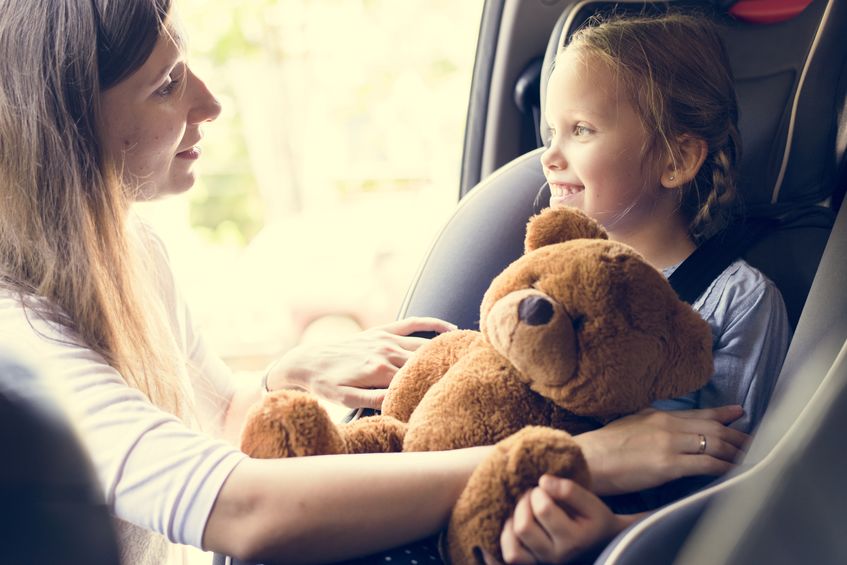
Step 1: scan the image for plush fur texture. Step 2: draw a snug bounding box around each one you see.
[240,206,714,564]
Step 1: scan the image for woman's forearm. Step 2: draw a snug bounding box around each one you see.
[220,371,265,445]
[203,446,491,563]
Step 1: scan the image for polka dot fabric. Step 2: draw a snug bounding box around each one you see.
[336,535,444,564]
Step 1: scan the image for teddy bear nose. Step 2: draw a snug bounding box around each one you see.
[518,295,554,326]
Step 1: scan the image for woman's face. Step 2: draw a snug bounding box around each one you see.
[99,30,221,201]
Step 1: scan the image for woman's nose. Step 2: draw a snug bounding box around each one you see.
[188,71,222,124]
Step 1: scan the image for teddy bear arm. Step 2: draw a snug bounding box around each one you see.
[240,390,346,458]
[338,415,407,453]
[446,426,590,564]
[381,329,482,421]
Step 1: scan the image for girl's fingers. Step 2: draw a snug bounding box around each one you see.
[527,487,577,556]
[500,517,538,565]
[512,492,553,555]
[538,476,594,514]
[480,548,505,565]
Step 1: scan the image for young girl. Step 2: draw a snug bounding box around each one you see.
[491,13,791,564]
[0,2,752,563]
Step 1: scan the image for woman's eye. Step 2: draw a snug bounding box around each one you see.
[156,65,186,97]
[156,76,180,97]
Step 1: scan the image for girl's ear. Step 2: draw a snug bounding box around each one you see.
[661,135,708,189]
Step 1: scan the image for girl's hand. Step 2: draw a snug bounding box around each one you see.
[267,317,457,409]
[483,476,638,565]
[577,406,749,496]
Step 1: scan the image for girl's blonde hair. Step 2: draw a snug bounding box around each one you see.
[0,0,191,417]
[567,12,740,242]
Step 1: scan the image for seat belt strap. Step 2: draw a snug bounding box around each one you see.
[668,218,776,305]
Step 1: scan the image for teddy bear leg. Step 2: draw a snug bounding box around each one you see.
[240,390,347,458]
[446,426,591,564]
[339,415,408,453]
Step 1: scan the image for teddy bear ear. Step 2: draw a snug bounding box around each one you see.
[524,206,608,253]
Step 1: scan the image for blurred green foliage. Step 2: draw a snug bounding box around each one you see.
[180,0,275,246]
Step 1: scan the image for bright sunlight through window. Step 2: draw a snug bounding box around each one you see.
[135,0,484,373]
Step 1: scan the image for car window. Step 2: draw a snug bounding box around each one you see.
[135,0,484,374]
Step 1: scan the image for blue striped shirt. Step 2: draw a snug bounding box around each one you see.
[653,259,791,434]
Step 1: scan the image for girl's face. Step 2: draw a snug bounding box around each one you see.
[99,30,221,201]
[541,48,667,234]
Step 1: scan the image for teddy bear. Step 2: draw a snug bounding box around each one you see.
[240,206,714,564]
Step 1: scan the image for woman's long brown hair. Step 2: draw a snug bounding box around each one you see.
[0,0,191,417]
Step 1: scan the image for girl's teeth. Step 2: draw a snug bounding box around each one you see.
[552,185,583,196]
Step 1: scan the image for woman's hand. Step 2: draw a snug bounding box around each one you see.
[576,406,749,496]
[266,317,457,409]
[483,476,640,565]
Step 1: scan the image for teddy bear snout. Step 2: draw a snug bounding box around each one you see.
[518,295,554,326]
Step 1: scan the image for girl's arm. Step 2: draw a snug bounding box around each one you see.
[202,446,490,564]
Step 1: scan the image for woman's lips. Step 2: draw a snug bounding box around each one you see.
[176,146,201,160]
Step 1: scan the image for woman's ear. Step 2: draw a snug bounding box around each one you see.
[661,135,708,189]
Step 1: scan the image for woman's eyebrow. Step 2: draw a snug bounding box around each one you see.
[149,60,179,87]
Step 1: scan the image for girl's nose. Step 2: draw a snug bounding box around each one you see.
[540,143,565,171]
[188,71,222,124]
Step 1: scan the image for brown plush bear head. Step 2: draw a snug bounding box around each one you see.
[480,207,713,423]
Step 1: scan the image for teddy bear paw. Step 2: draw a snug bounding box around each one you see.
[241,390,346,458]
[447,426,591,564]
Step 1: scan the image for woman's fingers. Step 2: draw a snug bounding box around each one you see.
[336,386,386,410]
[670,454,735,479]
[684,432,745,461]
[670,404,744,424]
[674,418,750,452]
[379,316,457,337]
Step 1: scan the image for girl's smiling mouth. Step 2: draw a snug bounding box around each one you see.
[548,182,584,197]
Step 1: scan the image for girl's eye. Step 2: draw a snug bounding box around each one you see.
[573,124,592,136]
